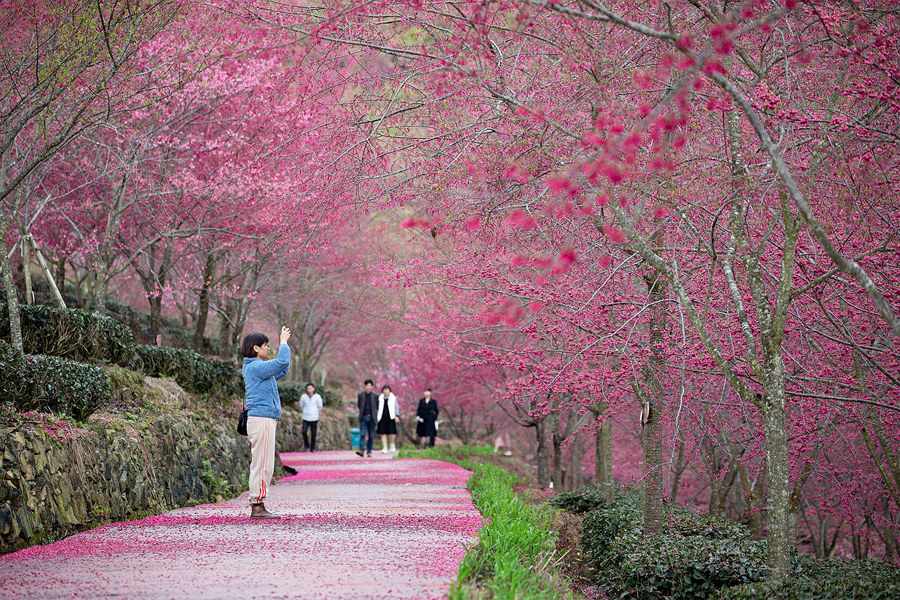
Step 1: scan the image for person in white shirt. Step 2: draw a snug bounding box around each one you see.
[376,385,400,452]
[299,383,324,452]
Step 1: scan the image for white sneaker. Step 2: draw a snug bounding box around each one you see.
[389,444,396,452]
[381,448,388,453]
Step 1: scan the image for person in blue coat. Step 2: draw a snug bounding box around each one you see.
[242,326,291,519]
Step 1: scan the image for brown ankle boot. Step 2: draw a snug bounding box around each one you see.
[250,503,282,519]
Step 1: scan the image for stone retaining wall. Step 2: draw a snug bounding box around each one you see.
[0,403,351,554]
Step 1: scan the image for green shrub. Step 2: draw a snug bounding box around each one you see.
[0,341,23,405]
[599,529,767,599]
[0,342,110,420]
[135,345,237,395]
[581,489,643,555]
[714,555,900,600]
[582,493,767,599]
[277,381,304,406]
[277,383,342,408]
[105,298,222,354]
[550,482,618,514]
[320,387,341,408]
[0,303,135,365]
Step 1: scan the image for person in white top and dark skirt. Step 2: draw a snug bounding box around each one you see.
[376,385,400,452]
[299,383,323,452]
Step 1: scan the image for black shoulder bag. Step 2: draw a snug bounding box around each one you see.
[237,401,249,436]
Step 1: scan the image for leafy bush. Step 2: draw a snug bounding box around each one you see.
[582,493,767,599]
[0,303,135,365]
[550,482,617,514]
[714,554,900,600]
[600,529,767,599]
[582,494,900,599]
[277,381,304,406]
[105,298,222,354]
[320,387,341,408]
[277,382,342,408]
[135,345,237,395]
[0,342,110,421]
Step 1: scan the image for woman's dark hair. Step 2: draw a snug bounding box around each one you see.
[382,385,391,393]
[305,382,315,390]
[364,379,374,386]
[425,387,432,392]
[241,332,269,358]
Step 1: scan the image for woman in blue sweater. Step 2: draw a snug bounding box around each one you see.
[242,326,291,519]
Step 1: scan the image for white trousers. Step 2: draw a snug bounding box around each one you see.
[247,416,278,504]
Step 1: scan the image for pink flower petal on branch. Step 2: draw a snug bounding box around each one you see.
[604,225,625,244]
[507,210,537,231]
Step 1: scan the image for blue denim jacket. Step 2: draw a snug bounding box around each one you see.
[242,343,290,420]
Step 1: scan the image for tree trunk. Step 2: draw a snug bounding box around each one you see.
[732,445,765,540]
[707,441,725,516]
[640,265,667,536]
[551,410,565,491]
[218,302,233,359]
[192,254,215,351]
[642,395,664,534]
[55,255,66,293]
[595,414,614,500]
[568,434,585,492]
[669,440,686,504]
[535,418,551,489]
[458,405,469,445]
[148,243,172,340]
[22,237,32,305]
[89,272,109,313]
[0,214,23,354]
[28,236,65,308]
[763,356,792,576]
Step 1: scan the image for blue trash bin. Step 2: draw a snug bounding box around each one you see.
[350,427,360,450]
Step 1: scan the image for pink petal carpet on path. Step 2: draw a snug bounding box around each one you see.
[0,452,482,600]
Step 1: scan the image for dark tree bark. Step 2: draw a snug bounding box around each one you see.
[638,265,667,536]
[535,417,551,489]
[669,440,687,504]
[192,253,216,351]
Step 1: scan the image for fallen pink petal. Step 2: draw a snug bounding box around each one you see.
[0,452,480,600]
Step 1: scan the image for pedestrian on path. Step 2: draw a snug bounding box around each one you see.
[241,326,291,519]
[356,379,377,457]
[416,388,439,448]
[377,384,400,453]
[299,383,323,452]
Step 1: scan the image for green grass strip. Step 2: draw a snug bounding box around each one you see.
[400,446,570,600]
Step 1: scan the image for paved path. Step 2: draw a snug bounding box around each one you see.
[0,452,480,599]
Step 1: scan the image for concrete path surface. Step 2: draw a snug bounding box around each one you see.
[0,451,481,599]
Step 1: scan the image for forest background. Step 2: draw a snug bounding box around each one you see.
[2,0,898,576]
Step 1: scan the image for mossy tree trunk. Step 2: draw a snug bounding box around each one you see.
[535,417,551,489]
[638,265,667,536]
[594,411,614,500]
[0,212,23,354]
[192,253,216,351]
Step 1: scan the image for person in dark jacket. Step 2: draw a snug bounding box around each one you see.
[355,379,377,457]
[416,388,439,448]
